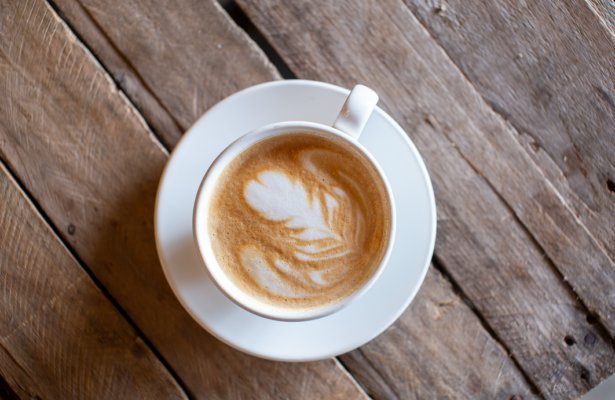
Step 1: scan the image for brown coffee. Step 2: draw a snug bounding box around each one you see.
[207,132,391,310]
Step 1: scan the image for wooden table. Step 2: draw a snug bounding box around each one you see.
[1,1,613,399]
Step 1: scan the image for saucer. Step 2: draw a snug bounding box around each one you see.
[154,80,436,361]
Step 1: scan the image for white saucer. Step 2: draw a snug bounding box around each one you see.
[155,80,436,361]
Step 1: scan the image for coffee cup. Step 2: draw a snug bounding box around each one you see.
[193,85,396,321]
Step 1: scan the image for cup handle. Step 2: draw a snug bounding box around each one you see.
[333,84,379,139]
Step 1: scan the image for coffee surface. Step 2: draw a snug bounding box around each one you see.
[207,132,391,310]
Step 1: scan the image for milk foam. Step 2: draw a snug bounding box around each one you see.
[207,133,390,310]
[244,170,341,242]
[242,158,359,292]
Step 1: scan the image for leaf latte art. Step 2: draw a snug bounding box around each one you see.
[207,133,391,310]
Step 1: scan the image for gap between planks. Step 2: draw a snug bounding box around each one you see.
[215,3,543,396]
[20,2,365,399]
[218,0,297,79]
[192,0,564,394]
[0,370,20,400]
[401,1,615,345]
[431,256,545,397]
[197,3,371,398]
[46,0,179,152]
[23,2,193,394]
[583,0,615,35]
[340,349,403,399]
[0,141,192,398]
[36,1,554,397]
[427,100,615,343]
[333,358,373,399]
[401,0,615,270]
[220,0,554,394]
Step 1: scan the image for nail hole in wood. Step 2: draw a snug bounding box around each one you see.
[67,224,76,235]
[434,4,447,13]
[580,368,590,382]
[607,179,615,194]
[529,141,540,152]
[564,335,576,346]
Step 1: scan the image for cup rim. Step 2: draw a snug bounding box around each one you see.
[193,121,397,321]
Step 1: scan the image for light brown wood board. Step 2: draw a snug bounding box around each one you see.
[0,1,365,398]
[0,163,187,399]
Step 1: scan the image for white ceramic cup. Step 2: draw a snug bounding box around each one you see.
[193,84,396,321]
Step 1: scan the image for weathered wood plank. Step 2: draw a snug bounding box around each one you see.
[0,1,363,399]
[51,0,281,147]
[48,0,182,146]
[403,0,615,285]
[340,268,536,399]
[0,162,187,399]
[2,0,544,399]
[401,0,615,338]
[236,0,615,397]
[586,0,615,32]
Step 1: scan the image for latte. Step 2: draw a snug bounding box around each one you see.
[206,132,391,310]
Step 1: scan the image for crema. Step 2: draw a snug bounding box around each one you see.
[206,132,391,310]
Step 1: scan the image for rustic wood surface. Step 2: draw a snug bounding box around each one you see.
[44,0,548,397]
[0,0,613,398]
[0,162,187,399]
[51,0,280,147]
[587,0,615,32]
[0,1,363,399]
[237,0,615,397]
[339,268,535,399]
[403,0,615,330]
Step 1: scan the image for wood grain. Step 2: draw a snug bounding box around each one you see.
[236,0,615,397]
[402,0,615,338]
[0,1,363,399]
[0,163,187,399]
[404,0,615,270]
[586,0,615,32]
[51,0,281,147]
[2,0,546,399]
[48,0,182,146]
[340,268,536,399]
